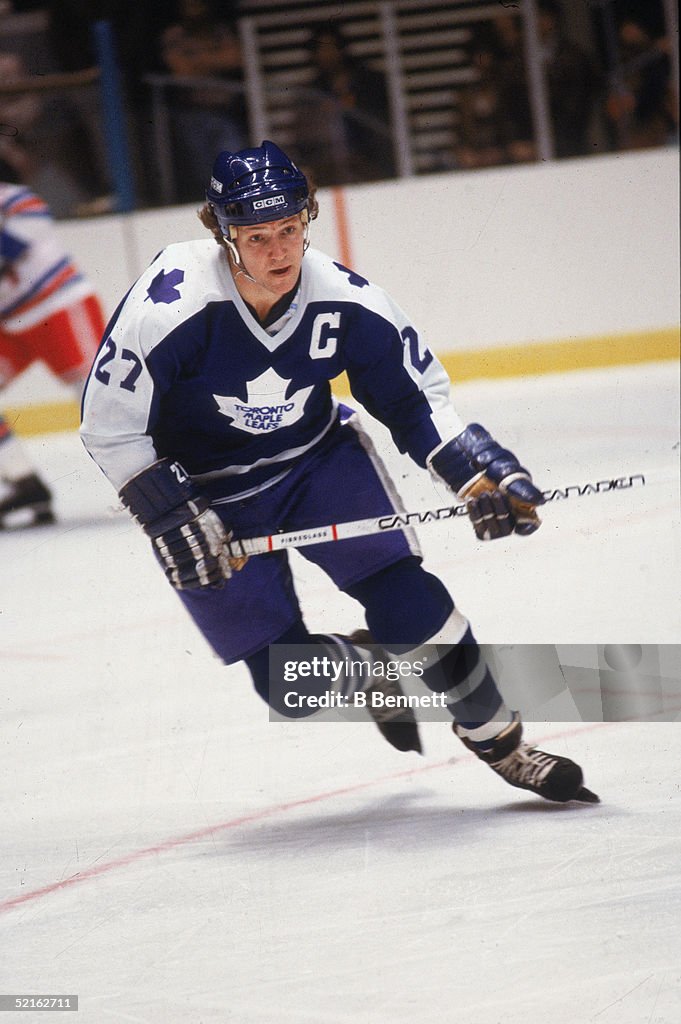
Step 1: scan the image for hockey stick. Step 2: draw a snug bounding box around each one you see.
[226,473,646,557]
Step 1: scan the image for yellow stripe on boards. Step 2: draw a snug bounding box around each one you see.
[3,400,81,437]
[439,327,679,383]
[5,327,679,436]
[333,327,678,397]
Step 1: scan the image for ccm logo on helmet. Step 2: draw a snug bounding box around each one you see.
[253,195,286,210]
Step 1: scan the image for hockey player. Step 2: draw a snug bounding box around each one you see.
[80,140,598,804]
[0,167,106,527]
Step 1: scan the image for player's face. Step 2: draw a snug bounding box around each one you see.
[235,215,306,297]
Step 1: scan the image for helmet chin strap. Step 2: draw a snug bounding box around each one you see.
[301,208,310,252]
[224,232,257,283]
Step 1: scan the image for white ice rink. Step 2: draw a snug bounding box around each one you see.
[1,360,680,1023]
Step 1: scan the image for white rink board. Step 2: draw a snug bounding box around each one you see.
[341,148,680,348]
[2,147,678,409]
[1,362,680,1023]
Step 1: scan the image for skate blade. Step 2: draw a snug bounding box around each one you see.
[574,786,600,804]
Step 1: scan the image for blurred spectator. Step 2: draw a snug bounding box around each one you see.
[292,23,395,186]
[0,49,101,216]
[455,29,512,170]
[491,14,537,164]
[43,2,179,208]
[45,1,170,95]
[160,0,247,202]
[606,18,677,150]
[537,0,602,158]
[456,19,558,171]
[0,161,106,527]
[0,51,40,181]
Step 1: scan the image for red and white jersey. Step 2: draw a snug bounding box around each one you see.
[0,184,95,331]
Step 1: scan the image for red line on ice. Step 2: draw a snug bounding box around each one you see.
[0,722,611,915]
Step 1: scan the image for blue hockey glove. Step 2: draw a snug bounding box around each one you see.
[429,424,545,541]
[119,458,247,589]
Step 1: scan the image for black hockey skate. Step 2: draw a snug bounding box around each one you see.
[455,713,599,804]
[0,473,55,529]
[347,630,422,754]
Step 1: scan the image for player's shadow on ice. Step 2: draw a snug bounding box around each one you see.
[203,789,600,857]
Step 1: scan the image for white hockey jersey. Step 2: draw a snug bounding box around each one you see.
[80,241,464,497]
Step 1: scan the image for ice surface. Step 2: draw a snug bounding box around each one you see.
[1,362,679,1022]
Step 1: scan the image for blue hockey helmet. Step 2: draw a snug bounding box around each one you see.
[206,140,309,236]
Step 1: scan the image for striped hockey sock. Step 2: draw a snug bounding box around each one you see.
[386,609,514,748]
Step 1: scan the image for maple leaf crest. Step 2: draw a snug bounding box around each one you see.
[214,366,314,436]
[145,267,185,304]
[333,261,368,288]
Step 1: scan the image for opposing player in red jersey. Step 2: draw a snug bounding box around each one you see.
[0,164,105,528]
